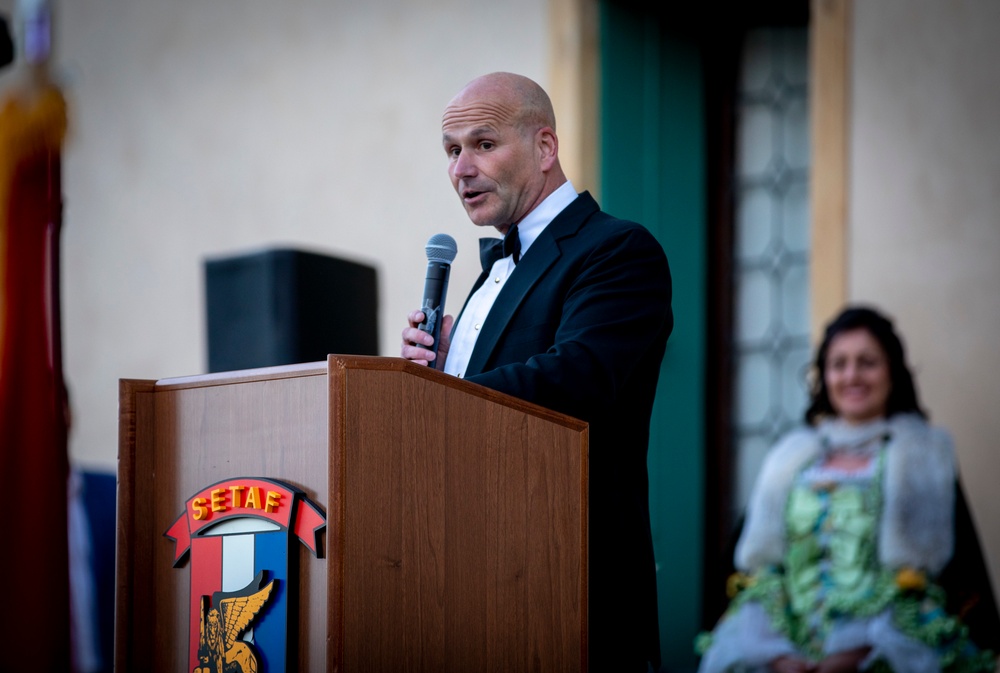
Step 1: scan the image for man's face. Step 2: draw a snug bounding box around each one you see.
[441,97,545,233]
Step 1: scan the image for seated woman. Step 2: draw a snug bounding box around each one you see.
[696,306,996,673]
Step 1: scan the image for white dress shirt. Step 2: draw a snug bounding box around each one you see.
[444,180,577,378]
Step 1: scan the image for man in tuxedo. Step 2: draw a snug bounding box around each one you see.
[401,71,673,671]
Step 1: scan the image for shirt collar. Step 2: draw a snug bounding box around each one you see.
[513,180,577,256]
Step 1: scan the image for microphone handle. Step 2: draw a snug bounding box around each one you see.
[418,261,451,364]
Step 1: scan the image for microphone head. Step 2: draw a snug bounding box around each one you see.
[425,233,458,264]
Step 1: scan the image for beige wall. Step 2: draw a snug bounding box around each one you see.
[7,0,996,601]
[849,0,1000,590]
[21,0,552,472]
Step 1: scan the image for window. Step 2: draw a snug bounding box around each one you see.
[731,27,812,515]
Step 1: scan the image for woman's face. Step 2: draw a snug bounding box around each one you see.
[824,328,892,425]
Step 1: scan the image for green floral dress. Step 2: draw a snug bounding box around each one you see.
[697,443,995,672]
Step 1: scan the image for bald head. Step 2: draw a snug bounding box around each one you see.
[443,72,557,137]
[441,72,567,232]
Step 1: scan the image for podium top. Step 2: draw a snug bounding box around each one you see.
[148,355,588,431]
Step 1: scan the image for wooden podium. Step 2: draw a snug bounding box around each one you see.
[116,355,588,672]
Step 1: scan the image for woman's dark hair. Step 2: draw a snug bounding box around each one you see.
[804,305,927,424]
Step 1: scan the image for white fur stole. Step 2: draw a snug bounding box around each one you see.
[734,414,956,575]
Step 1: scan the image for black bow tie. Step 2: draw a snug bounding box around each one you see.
[479,227,521,272]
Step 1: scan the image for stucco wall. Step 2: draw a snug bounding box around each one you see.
[26,1,549,471]
[849,0,1000,592]
[8,0,996,618]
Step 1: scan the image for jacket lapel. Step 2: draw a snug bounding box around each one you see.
[463,192,598,376]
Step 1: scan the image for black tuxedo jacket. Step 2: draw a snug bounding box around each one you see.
[459,191,673,669]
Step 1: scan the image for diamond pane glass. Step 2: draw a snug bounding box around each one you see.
[735,351,773,427]
[782,344,813,420]
[741,31,774,92]
[781,264,809,333]
[783,97,810,170]
[735,435,772,512]
[782,182,810,253]
[731,26,811,517]
[735,269,772,341]
[737,104,774,178]
[782,30,809,87]
[736,187,773,260]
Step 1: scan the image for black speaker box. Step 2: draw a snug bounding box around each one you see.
[204,248,379,373]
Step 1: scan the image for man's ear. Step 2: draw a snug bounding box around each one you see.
[536,127,559,171]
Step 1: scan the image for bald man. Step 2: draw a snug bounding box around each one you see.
[402,72,673,671]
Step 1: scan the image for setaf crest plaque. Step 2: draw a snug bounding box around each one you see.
[165,477,326,673]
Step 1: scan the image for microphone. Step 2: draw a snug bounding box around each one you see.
[418,233,457,368]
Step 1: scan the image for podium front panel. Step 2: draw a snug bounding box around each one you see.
[118,358,587,673]
[329,360,587,672]
[118,366,330,672]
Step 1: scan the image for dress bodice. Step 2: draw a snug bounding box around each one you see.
[785,439,886,656]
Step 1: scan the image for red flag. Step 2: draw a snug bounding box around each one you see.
[0,83,71,668]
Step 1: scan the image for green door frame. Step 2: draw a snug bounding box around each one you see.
[598,3,707,669]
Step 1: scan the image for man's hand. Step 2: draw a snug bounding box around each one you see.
[401,310,453,369]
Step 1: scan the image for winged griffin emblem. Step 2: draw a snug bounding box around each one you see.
[193,571,275,673]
